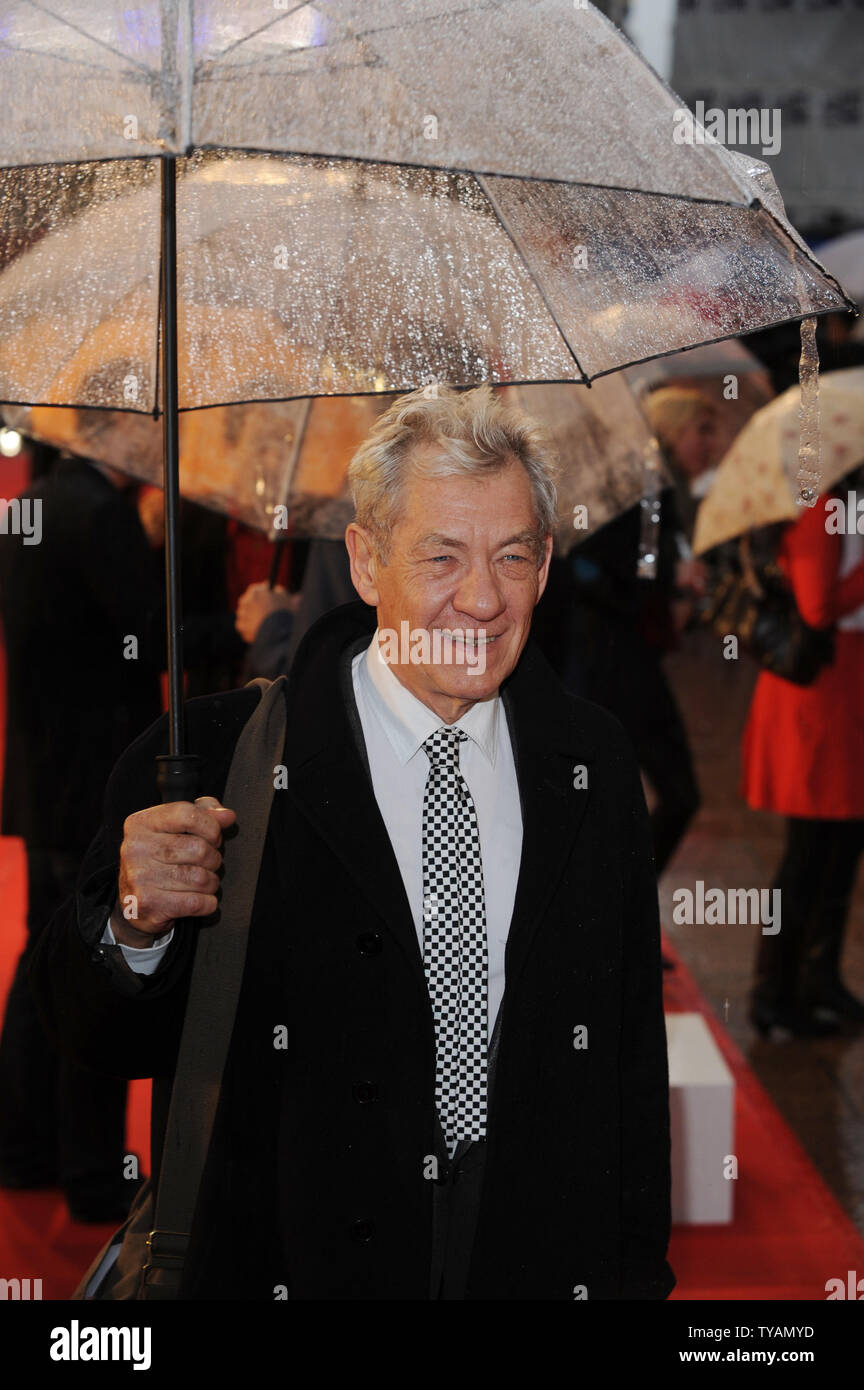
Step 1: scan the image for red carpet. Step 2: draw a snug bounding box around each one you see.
[663,961,864,1299]
[1,829,862,1300]
[0,835,151,1299]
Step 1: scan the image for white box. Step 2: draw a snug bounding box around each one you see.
[665,1012,735,1224]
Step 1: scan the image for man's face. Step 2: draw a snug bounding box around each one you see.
[346,450,553,722]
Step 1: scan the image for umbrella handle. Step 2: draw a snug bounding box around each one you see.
[156,753,201,804]
[268,537,285,589]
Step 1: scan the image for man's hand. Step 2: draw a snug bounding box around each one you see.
[110,796,237,947]
[234,581,299,645]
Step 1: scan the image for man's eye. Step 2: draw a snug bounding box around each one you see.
[428,554,454,563]
[502,553,530,563]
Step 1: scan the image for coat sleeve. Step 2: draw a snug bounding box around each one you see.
[27,689,257,1080]
[617,734,676,1300]
[783,495,864,629]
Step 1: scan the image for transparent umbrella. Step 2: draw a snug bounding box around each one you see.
[5,374,666,553]
[626,338,776,466]
[0,0,854,790]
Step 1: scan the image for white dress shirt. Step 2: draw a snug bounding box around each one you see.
[352,631,522,1038]
[104,631,524,1037]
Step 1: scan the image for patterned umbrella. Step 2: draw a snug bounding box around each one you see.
[693,367,864,555]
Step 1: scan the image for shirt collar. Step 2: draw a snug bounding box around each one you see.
[357,629,500,768]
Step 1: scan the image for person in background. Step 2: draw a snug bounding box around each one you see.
[742,471,864,1038]
[642,385,721,546]
[0,451,162,1220]
[535,389,721,883]
[235,538,352,679]
[135,486,246,697]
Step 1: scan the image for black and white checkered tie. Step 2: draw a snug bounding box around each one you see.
[421,726,488,1153]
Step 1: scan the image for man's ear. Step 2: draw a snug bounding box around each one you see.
[535,533,554,604]
[345,524,382,606]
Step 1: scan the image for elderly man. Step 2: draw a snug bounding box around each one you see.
[30,385,673,1301]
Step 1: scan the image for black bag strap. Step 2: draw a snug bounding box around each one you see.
[140,675,288,1299]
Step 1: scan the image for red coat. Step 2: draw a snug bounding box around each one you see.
[741,493,864,820]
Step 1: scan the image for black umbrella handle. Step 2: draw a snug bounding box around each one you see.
[156,753,201,804]
[268,537,285,589]
[158,154,193,797]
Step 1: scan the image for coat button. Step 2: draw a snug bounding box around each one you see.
[353,1081,379,1104]
[434,1161,451,1186]
[350,1219,375,1244]
[356,931,383,956]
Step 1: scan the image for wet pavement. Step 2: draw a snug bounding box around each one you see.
[659,627,864,1237]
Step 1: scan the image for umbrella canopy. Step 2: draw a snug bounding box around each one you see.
[3,393,385,537]
[626,338,775,463]
[0,0,854,783]
[692,367,864,555]
[5,374,667,553]
[0,1,853,411]
[625,337,771,386]
[815,231,864,307]
[498,380,668,553]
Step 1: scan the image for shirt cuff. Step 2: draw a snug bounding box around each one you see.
[101,917,175,976]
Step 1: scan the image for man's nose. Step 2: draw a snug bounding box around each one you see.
[451,562,506,620]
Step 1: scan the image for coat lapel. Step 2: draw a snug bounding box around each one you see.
[275,606,430,1002]
[501,643,596,993]
[274,604,597,1014]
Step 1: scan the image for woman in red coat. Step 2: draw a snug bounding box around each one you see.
[742,480,864,1037]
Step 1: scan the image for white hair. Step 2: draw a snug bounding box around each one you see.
[348,384,559,560]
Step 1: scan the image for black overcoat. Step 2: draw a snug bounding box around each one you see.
[29,601,674,1300]
[0,458,162,854]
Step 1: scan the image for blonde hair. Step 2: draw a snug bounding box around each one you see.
[348,384,559,561]
[643,386,718,450]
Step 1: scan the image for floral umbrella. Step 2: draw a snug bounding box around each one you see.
[693,367,864,555]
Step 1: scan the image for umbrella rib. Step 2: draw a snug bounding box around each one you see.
[197,1,311,65]
[191,0,528,90]
[0,380,583,415]
[196,0,511,73]
[2,311,847,420]
[274,0,512,59]
[277,397,314,524]
[20,0,155,76]
[0,138,775,215]
[758,203,858,315]
[579,304,851,386]
[195,147,759,209]
[474,172,588,387]
[0,38,151,78]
